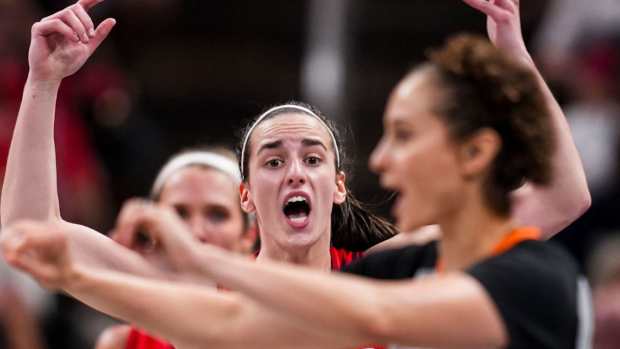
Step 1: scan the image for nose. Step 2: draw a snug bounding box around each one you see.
[369,137,388,174]
[188,216,210,243]
[285,158,306,187]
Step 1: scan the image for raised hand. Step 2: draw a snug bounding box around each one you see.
[111,199,202,275]
[462,0,531,64]
[0,221,74,290]
[29,0,116,82]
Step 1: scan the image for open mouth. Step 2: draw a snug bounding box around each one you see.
[282,195,311,228]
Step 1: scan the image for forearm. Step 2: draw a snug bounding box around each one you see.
[65,266,349,349]
[511,53,590,236]
[63,223,171,279]
[1,75,62,227]
[201,248,384,343]
[65,266,235,347]
[201,251,504,348]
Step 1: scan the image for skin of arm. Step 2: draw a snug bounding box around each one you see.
[509,63,590,237]
[65,267,362,349]
[0,76,61,226]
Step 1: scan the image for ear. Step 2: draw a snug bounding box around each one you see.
[240,182,256,213]
[457,128,502,179]
[333,171,347,205]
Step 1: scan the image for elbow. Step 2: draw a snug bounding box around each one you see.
[182,296,245,349]
[564,187,592,223]
[577,189,592,216]
[571,177,592,217]
[0,207,62,230]
[543,190,592,239]
[356,292,398,343]
[360,310,397,344]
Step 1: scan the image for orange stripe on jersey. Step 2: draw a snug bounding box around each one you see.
[491,227,541,256]
[436,227,542,273]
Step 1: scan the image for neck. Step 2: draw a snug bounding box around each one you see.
[256,227,333,271]
[438,194,515,272]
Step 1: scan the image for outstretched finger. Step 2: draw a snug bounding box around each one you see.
[72,4,96,37]
[78,0,104,11]
[492,0,517,13]
[462,0,511,22]
[32,19,79,42]
[60,9,90,43]
[87,18,116,53]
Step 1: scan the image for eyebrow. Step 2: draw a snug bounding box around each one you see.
[256,138,328,156]
[301,138,328,151]
[257,140,283,156]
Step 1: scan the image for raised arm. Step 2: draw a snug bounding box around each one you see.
[462,0,590,237]
[0,2,171,278]
[1,0,114,227]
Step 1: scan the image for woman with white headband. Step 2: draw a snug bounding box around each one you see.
[95,147,255,349]
[96,102,396,349]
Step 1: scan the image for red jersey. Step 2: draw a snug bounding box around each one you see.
[126,328,173,349]
[125,247,382,349]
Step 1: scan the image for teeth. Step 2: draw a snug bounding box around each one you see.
[287,196,307,204]
[289,216,307,223]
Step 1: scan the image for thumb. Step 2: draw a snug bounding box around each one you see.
[88,18,116,52]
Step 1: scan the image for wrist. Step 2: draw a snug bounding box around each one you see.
[511,49,535,68]
[26,73,62,91]
[62,263,85,292]
[189,244,223,278]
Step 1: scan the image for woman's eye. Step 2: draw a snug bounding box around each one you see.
[265,159,284,168]
[394,129,413,142]
[305,156,322,166]
[174,206,189,220]
[207,209,229,223]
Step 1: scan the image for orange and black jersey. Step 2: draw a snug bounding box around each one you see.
[342,230,593,349]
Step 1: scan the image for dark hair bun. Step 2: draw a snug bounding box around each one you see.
[428,34,554,214]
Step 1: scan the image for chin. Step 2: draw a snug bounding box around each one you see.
[396,213,433,233]
[284,231,323,249]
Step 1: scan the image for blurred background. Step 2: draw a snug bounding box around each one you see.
[0,0,619,348]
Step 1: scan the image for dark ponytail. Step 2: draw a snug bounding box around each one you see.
[331,196,398,251]
[239,101,398,251]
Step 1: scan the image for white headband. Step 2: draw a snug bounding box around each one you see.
[151,151,242,198]
[240,104,341,179]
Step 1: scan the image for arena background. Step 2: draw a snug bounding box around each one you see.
[1,0,619,348]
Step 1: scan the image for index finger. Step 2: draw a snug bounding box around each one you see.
[462,0,511,22]
[78,0,104,11]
